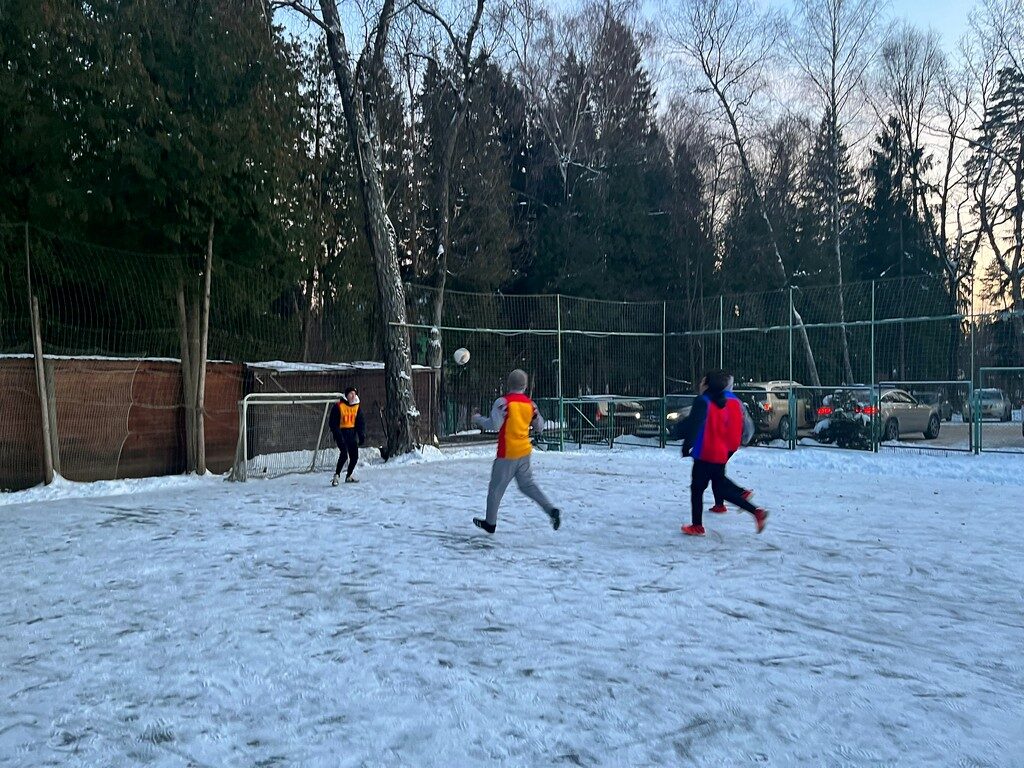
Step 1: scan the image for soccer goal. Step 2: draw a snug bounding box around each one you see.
[231,392,345,481]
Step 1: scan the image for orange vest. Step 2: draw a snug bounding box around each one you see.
[338,402,360,429]
[497,393,535,460]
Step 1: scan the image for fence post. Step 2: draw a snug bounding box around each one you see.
[557,294,564,452]
[788,286,794,382]
[30,296,55,485]
[718,294,724,369]
[25,225,55,485]
[871,280,877,453]
[195,220,214,475]
[43,358,61,476]
[788,286,795,450]
[661,302,667,449]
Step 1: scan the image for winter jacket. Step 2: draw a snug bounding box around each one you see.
[330,398,365,444]
[473,392,545,460]
[681,390,747,464]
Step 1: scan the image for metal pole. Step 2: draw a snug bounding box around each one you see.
[310,400,332,472]
[871,280,877,453]
[557,294,564,452]
[661,301,667,449]
[788,286,795,450]
[718,294,724,369]
[242,399,249,481]
[788,286,794,384]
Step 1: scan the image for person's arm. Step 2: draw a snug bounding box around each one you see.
[473,398,507,432]
[328,402,341,434]
[356,408,366,444]
[741,404,755,446]
[681,397,708,457]
[531,402,545,434]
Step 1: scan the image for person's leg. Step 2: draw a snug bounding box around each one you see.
[513,456,560,529]
[485,459,517,526]
[334,434,346,476]
[717,468,758,513]
[513,456,553,512]
[690,460,713,527]
[345,436,359,477]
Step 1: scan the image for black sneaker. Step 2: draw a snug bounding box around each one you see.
[548,508,561,531]
[473,518,496,534]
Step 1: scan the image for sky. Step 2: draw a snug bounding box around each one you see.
[888,0,971,49]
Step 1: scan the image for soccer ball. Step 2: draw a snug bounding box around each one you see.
[453,347,471,365]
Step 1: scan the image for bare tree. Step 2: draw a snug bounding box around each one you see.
[505,0,644,201]
[964,0,1024,350]
[788,0,884,384]
[664,0,822,387]
[413,0,488,365]
[271,0,420,457]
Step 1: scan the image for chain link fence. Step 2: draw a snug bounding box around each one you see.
[406,278,1023,455]
[3,222,1023,491]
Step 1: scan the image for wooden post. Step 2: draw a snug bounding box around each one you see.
[30,296,54,485]
[188,294,201,472]
[196,220,214,475]
[177,283,196,473]
[43,358,60,476]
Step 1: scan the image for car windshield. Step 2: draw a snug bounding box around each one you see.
[980,390,1001,401]
[737,389,769,403]
[666,395,695,410]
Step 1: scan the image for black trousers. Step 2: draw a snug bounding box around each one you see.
[334,431,359,477]
[691,459,757,526]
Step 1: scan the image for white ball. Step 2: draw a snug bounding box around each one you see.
[453,347,471,366]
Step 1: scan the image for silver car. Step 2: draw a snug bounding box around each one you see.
[963,388,1013,422]
[879,388,942,441]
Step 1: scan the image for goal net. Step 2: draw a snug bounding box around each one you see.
[231,392,345,481]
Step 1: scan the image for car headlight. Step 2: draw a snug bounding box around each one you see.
[667,413,679,421]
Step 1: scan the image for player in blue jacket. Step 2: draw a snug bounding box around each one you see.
[678,370,768,537]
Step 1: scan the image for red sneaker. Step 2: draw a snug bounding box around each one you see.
[752,509,768,534]
[741,489,754,502]
[709,504,728,514]
[681,524,706,536]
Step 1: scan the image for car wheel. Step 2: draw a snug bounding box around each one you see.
[884,419,899,442]
[924,415,940,440]
[777,415,791,441]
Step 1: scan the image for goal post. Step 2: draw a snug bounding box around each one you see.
[231,392,345,481]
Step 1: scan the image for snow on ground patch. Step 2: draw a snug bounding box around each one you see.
[1,448,1023,766]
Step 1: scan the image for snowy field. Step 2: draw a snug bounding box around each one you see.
[2,446,1023,766]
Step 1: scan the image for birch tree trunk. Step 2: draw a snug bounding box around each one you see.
[319,0,419,457]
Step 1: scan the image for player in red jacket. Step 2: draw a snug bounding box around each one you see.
[679,370,768,537]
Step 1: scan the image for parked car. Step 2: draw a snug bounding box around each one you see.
[912,391,953,422]
[665,394,697,427]
[665,394,754,446]
[736,381,814,439]
[815,387,941,443]
[878,388,942,440]
[963,388,1013,422]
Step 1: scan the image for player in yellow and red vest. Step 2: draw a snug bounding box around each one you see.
[329,386,365,486]
[470,369,561,534]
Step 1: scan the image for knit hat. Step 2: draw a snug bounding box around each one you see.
[507,369,528,393]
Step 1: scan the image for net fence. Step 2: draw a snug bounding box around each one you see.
[3,221,1023,490]
[405,275,1023,455]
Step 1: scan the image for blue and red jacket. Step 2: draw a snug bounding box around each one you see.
[681,391,745,464]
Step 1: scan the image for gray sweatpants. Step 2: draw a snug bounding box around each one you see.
[486,455,553,526]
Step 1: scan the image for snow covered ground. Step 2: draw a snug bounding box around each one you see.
[2,446,1023,766]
